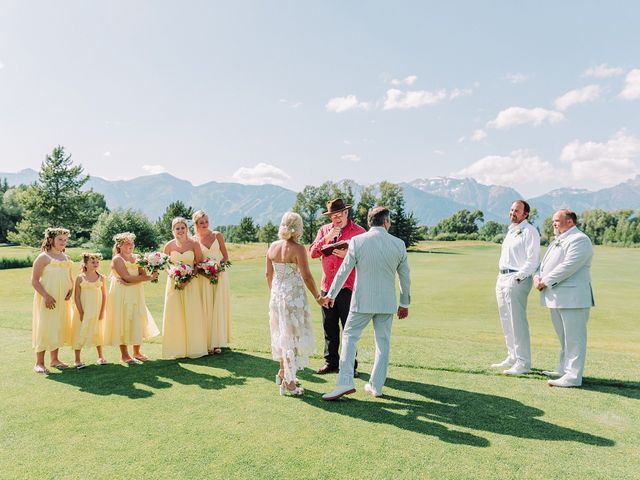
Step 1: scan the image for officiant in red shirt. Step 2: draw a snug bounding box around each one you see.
[309,199,366,376]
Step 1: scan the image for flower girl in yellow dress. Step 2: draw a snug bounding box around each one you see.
[104,232,159,364]
[70,253,107,369]
[31,227,74,374]
[162,217,208,359]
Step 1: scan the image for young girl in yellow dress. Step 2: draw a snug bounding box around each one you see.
[104,232,159,364]
[162,217,208,359]
[193,210,232,354]
[31,227,74,374]
[70,253,107,369]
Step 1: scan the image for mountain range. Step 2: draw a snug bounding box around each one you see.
[2,168,639,226]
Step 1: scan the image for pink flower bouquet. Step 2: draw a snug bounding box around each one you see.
[168,262,196,290]
[137,251,170,283]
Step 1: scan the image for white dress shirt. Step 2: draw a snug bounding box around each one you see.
[498,219,540,281]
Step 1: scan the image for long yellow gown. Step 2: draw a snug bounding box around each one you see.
[104,259,159,346]
[162,250,208,359]
[70,276,104,350]
[196,238,232,350]
[32,257,73,352]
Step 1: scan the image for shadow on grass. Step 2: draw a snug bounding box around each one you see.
[581,377,640,399]
[302,374,615,448]
[407,249,461,255]
[45,350,323,399]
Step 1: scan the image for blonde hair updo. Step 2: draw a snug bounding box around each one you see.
[192,210,208,233]
[278,212,303,241]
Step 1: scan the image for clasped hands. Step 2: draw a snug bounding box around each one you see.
[533,275,546,291]
[318,295,409,319]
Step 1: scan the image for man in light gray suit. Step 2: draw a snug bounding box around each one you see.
[321,206,411,401]
[534,209,594,387]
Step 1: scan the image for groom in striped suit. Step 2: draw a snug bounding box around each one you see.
[321,206,411,401]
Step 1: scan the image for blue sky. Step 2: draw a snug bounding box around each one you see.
[1,1,639,196]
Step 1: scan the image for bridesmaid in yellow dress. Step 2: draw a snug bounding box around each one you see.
[162,217,208,359]
[104,232,159,364]
[193,210,231,354]
[70,253,107,368]
[31,227,74,374]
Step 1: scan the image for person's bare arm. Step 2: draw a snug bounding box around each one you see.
[193,241,204,265]
[217,232,230,263]
[99,275,107,320]
[112,256,150,284]
[296,244,322,304]
[74,276,84,320]
[265,249,274,290]
[31,254,56,309]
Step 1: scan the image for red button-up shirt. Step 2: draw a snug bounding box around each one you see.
[309,219,366,293]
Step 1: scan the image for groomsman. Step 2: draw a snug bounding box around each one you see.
[535,209,594,387]
[321,206,410,400]
[492,200,540,375]
[309,199,365,377]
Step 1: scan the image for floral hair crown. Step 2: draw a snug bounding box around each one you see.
[113,232,136,245]
[45,227,70,238]
[81,252,103,262]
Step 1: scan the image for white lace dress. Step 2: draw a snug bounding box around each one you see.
[269,262,315,383]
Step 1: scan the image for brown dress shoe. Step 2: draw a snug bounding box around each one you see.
[316,364,339,375]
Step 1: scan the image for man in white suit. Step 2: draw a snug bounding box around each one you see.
[321,206,411,401]
[492,200,540,375]
[534,209,594,387]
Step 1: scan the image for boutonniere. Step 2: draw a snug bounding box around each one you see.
[514,229,523,236]
[553,239,563,248]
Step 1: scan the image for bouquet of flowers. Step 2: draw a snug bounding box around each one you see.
[196,259,231,285]
[137,251,170,283]
[168,262,196,290]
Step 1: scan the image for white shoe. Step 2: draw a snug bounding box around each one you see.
[364,383,382,398]
[503,363,531,375]
[548,376,581,388]
[541,370,563,377]
[491,358,515,368]
[321,384,356,401]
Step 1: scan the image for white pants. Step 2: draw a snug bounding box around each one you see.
[495,274,532,368]
[337,312,393,394]
[550,308,590,386]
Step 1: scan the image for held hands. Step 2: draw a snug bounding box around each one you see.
[397,307,409,319]
[149,271,159,282]
[320,296,335,308]
[533,275,546,291]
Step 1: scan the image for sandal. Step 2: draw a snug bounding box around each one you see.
[75,362,87,370]
[123,358,141,365]
[51,362,69,370]
[133,354,149,362]
[33,365,49,375]
[280,384,304,396]
[213,348,222,355]
[96,358,108,365]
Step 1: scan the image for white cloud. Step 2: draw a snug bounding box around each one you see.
[326,95,370,113]
[449,88,473,99]
[0,61,4,70]
[560,130,640,185]
[583,63,624,78]
[142,164,166,174]
[487,107,564,129]
[619,69,640,100]
[433,150,445,156]
[280,98,303,109]
[554,84,601,111]
[383,88,447,110]
[471,129,487,142]
[505,73,528,84]
[458,136,466,143]
[391,75,417,86]
[103,151,111,157]
[341,154,361,162]
[455,150,558,187]
[232,162,291,185]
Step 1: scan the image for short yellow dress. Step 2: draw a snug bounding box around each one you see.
[70,276,104,350]
[162,250,207,359]
[197,238,231,350]
[104,259,160,346]
[32,256,73,352]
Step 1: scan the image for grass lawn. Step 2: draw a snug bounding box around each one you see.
[1,241,638,479]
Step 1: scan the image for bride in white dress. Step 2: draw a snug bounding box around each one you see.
[266,212,322,396]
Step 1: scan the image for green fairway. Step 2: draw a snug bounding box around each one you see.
[1,241,638,479]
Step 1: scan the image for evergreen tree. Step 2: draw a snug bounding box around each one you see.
[91,208,160,256]
[157,200,195,240]
[8,146,107,246]
[235,216,258,243]
[258,220,279,244]
[355,186,377,229]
